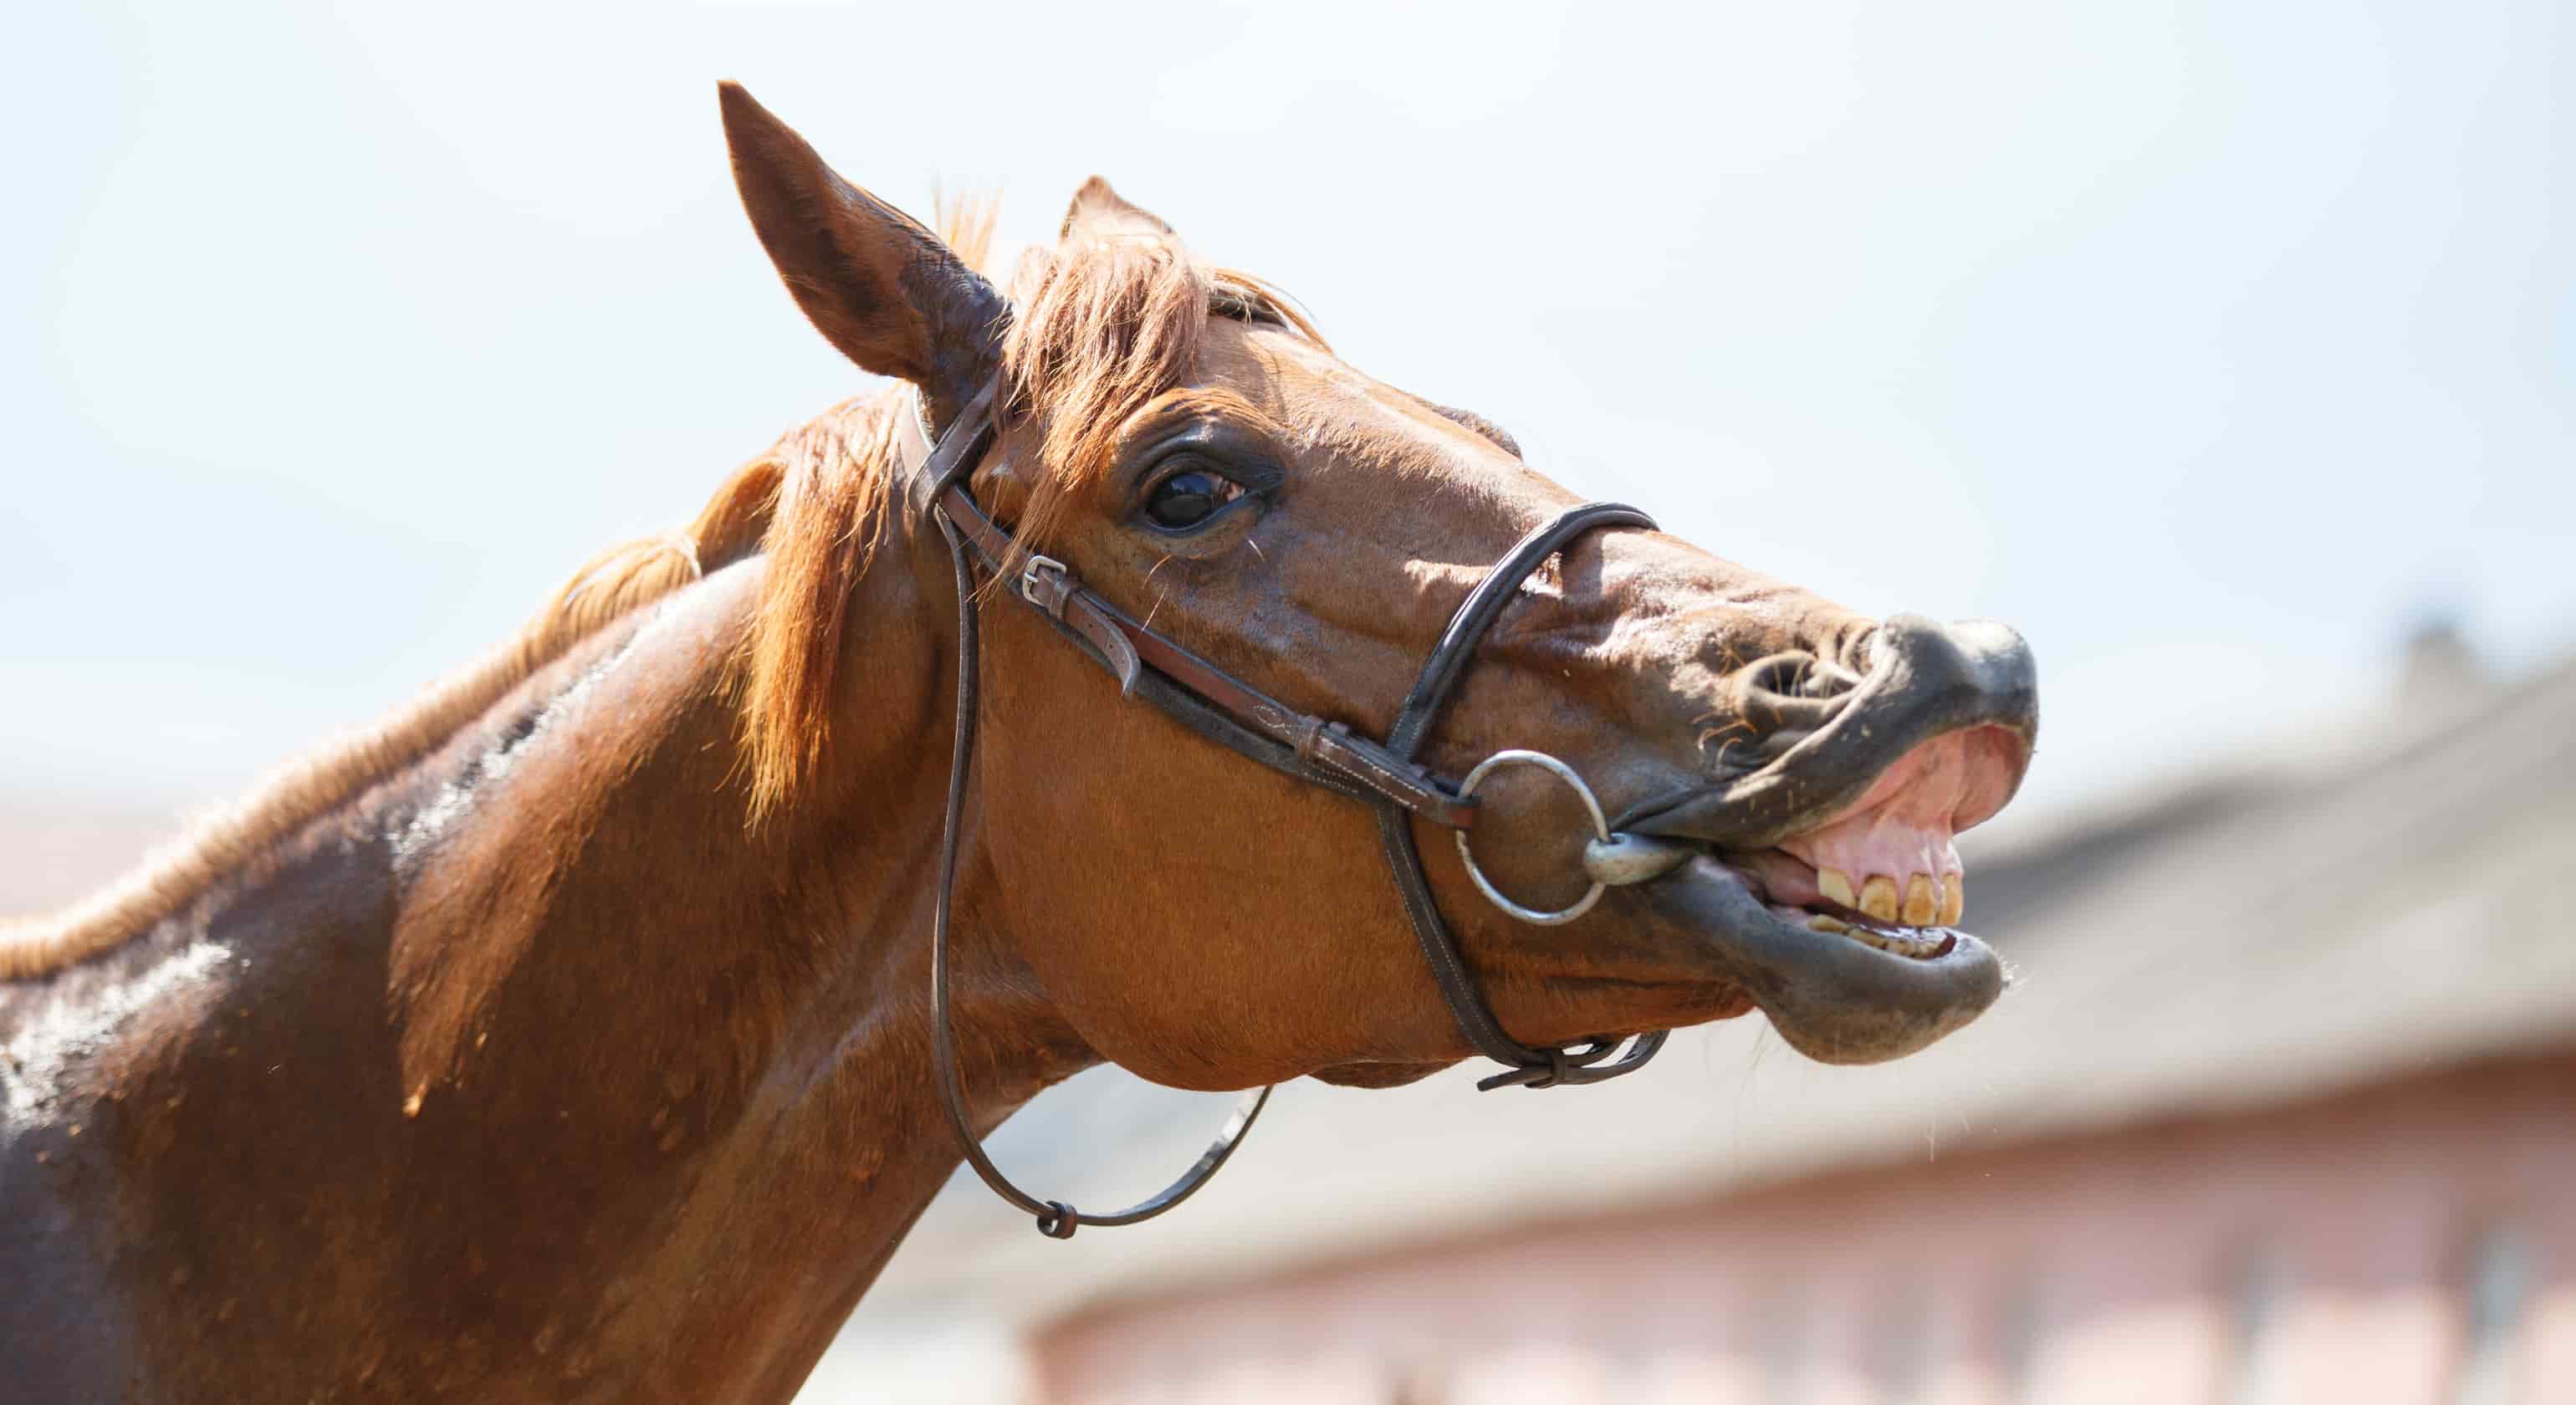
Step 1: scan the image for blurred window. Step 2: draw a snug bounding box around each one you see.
[2451,1226,2536,1405]
[1759,1304,1809,1405]
[1877,1308,1934,1403]
[1997,1277,2054,1405]
[2223,1250,2293,1405]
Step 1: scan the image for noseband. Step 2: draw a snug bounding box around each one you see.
[898,380,1676,1239]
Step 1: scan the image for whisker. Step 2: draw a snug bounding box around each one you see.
[1142,555,1175,627]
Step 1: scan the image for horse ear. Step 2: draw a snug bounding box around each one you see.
[718,82,1004,422]
[1060,176,1175,244]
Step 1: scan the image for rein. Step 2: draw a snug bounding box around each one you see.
[897,381,1684,1239]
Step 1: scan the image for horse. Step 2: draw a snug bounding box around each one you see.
[0,83,2039,1402]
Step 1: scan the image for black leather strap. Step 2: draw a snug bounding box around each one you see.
[1372,503,1671,1090]
[904,384,1670,1238]
[912,432,1482,830]
[920,391,1270,1240]
[1384,503,1659,763]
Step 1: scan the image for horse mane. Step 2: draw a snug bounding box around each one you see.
[735,221,1325,816]
[0,197,1324,978]
[0,449,791,980]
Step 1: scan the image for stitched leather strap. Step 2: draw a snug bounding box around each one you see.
[902,381,1672,1238]
[1384,503,1660,763]
[917,383,1270,1239]
[897,388,1480,830]
[1372,502,1673,1089]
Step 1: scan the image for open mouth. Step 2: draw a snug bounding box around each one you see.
[1718,722,2019,961]
[1613,617,2038,1064]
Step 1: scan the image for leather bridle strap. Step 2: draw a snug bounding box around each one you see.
[906,394,1479,830]
[1372,502,1674,1091]
[902,381,1668,1237]
[918,382,1268,1240]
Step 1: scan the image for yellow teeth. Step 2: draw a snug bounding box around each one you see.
[1859,876,1901,922]
[1807,914,1853,934]
[1848,927,1944,958]
[1902,874,1939,927]
[1804,862,1965,937]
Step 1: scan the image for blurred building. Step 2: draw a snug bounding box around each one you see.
[829,637,2574,1405]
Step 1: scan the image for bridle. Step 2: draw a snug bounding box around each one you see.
[897,376,1688,1239]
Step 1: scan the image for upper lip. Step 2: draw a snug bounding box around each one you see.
[1590,615,2039,1063]
[1612,614,2040,851]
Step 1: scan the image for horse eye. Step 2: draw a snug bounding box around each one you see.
[1142,467,1245,530]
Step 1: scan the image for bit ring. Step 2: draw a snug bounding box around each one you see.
[1454,750,1610,926]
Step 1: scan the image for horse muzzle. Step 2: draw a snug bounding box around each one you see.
[1615,614,2040,851]
[1507,614,2037,1063]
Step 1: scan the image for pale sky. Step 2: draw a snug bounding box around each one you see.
[6,0,2570,845]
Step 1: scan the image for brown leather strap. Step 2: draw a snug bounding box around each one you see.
[1368,502,1673,1089]
[894,388,1480,830]
[902,379,1672,1239]
[915,383,1270,1240]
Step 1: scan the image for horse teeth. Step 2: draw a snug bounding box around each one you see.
[1859,876,1901,922]
[1902,875,1939,927]
[1787,903,1950,959]
[1817,866,1857,907]
[1864,926,1934,957]
[1854,926,1925,956]
[1939,876,1965,927]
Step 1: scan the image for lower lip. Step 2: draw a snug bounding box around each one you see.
[1637,856,2006,1065]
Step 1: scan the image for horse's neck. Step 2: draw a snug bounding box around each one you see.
[369,543,1095,1380]
[38,535,1092,1396]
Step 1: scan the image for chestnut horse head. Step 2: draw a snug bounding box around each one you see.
[0,83,2037,1401]
[719,80,2036,1102]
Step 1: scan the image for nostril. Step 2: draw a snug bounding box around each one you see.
[1742,651,1865,701]
[1703,651,1871,778]
[1794,656,1866,700]
[1728,651,1866,733]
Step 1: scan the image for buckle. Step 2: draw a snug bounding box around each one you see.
[1019,554,1070,612]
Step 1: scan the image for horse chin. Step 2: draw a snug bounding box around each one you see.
[1635,853,2005,1065]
